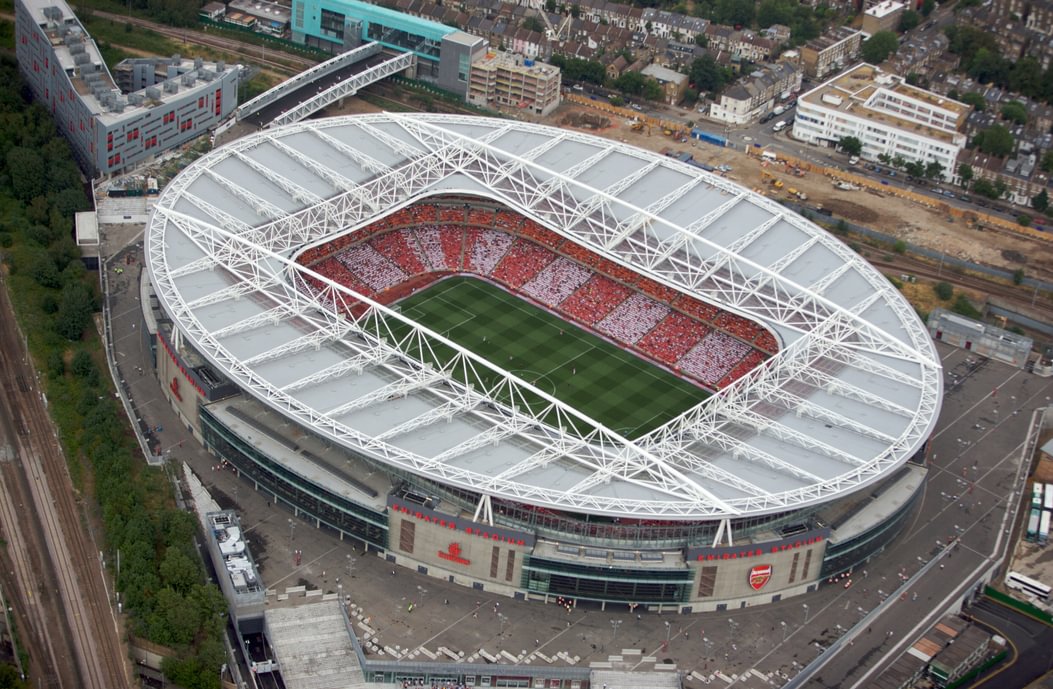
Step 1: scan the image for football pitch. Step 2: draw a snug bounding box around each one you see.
[387,277,710,439]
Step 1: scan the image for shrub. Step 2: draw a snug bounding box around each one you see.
[934,281,954,300]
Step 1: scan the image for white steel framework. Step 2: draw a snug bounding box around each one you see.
[145,114,942,520]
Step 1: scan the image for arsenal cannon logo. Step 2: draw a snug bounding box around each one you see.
[748,564,772,591]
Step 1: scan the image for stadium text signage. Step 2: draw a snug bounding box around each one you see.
[748,564,772,591]
[387,498,536,548]
[158,331,206,399]
[687,528,830,562]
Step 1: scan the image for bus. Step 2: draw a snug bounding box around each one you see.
[1006,571,1051,601]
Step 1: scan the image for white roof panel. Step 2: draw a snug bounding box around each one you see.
[146,114,942,520]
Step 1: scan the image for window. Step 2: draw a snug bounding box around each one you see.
[319,9,345,40]
[398,519,415,553]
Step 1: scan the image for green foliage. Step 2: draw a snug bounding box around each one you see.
[934,281,954,300]
[959,91,985,111]
[972,124,1014,157]
[999,100,1027,124]
[951,293,981,318]
[1017,214,1031,227]
[1033,189,1049,213]
[921,0,936,15]
[970,177,1007,200]
[838,135,862,157]
[0,664,28,688]
[898,9,920,31]
[1042,151,1053,174]
[957,163,973,187]
[1012,268,1025,285]
[904,160,926,178]
[924,160,944,181]
[861,31,898,64]
[521,15,546,33]
[613,71,664,101]
[548,54,606,85]
[689,54,729,94]
[892,239,907,254]
[714,0,755,26]
[905,72,924,86]
[0,53,224,689]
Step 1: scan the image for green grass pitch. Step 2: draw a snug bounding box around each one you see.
[387,277,710,439]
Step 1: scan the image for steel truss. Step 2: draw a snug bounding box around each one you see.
[146,114,943,520]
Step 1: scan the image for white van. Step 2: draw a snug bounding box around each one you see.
[848,155,860,165]
[761,150,778,162]
[772,120,787,132]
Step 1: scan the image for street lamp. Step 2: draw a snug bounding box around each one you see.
[664,620,671,648]
[497,612,509,648]
[802,603,810,624]
[417,585,427,608]
[287,518,295,550]
[610,619,622,642]
[780,620,788,642]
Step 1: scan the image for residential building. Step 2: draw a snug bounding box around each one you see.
[793,63,970,173]
[800,26,862,78]
[15,0,239,177]
[708,62,802,124]
[965,0,1053,69]
[763,24,792,44]
[862,0,905,36]
[888,32,949,78]
[466,51,562,116]
[641,63,688,105]
[228,0,290,37]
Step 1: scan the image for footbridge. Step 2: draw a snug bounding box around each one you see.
[236,43,414,128]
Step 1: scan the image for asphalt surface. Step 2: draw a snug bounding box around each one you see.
[967,597,1053,689]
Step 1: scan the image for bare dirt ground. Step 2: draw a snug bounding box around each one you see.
[328,95,1053,283]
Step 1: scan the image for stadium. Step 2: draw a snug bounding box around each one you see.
[144,113,942,611]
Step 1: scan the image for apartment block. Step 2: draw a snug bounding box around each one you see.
[467,51,561,116]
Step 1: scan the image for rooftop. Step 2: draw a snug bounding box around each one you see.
[865,0,905,18]
[145,114,941,520]
[21,0,238,126]
[799,63,970,144]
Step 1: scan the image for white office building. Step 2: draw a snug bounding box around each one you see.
[792,63,969,173]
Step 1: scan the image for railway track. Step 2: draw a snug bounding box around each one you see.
[867,252,1050,309]
[0,283,128,689]
[89,9,318,75]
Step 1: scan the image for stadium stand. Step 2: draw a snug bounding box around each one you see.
[295,201,777,391]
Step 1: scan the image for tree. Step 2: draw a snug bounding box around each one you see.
[5,147,46,203]
[838,136,862,157]
[921,0,936,16]
[957,163,973,188]
[898,9,920,32]
[972,124,1014,156]
[934,281,953,300]
[1012,268,1025,285]
[1000,100,1027,124]
[757,0,794,27]
[689,54,727,94]
[904,160,926,178]
[521,15,546,33]
[714,0,755,26]
[72,350,96,378]
[959,91,986,111]
[971,178,1003,199]
[1033,189,1050,213]
[54,282,95,341]
[694,34,708,48]
[1042,151,1053,174]
[924,160,945,181]
[968,47,1009,86]
[905,72,925,86]
[861,31,898,64]
[545,0,556,12]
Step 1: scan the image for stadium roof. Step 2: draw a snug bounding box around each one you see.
[145,114,942,520]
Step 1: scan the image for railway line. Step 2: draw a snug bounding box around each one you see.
[90,9,318,75]
[0,282,128,689]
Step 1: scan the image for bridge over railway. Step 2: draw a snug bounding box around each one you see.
[236,42,415,128]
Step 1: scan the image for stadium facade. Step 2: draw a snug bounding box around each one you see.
[15,0,239,177]
[143,114,941,612]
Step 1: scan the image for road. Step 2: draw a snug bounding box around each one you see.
[0,281,129,689]
[967,597,1053,689]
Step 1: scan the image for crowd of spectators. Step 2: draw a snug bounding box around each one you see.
[558,275,631,326]
[294,200,779,390]
[595,293,671,345]
[491,238,557,288]
[520,256,592,305]
[636,313,712,366]
[676,331,753,386]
